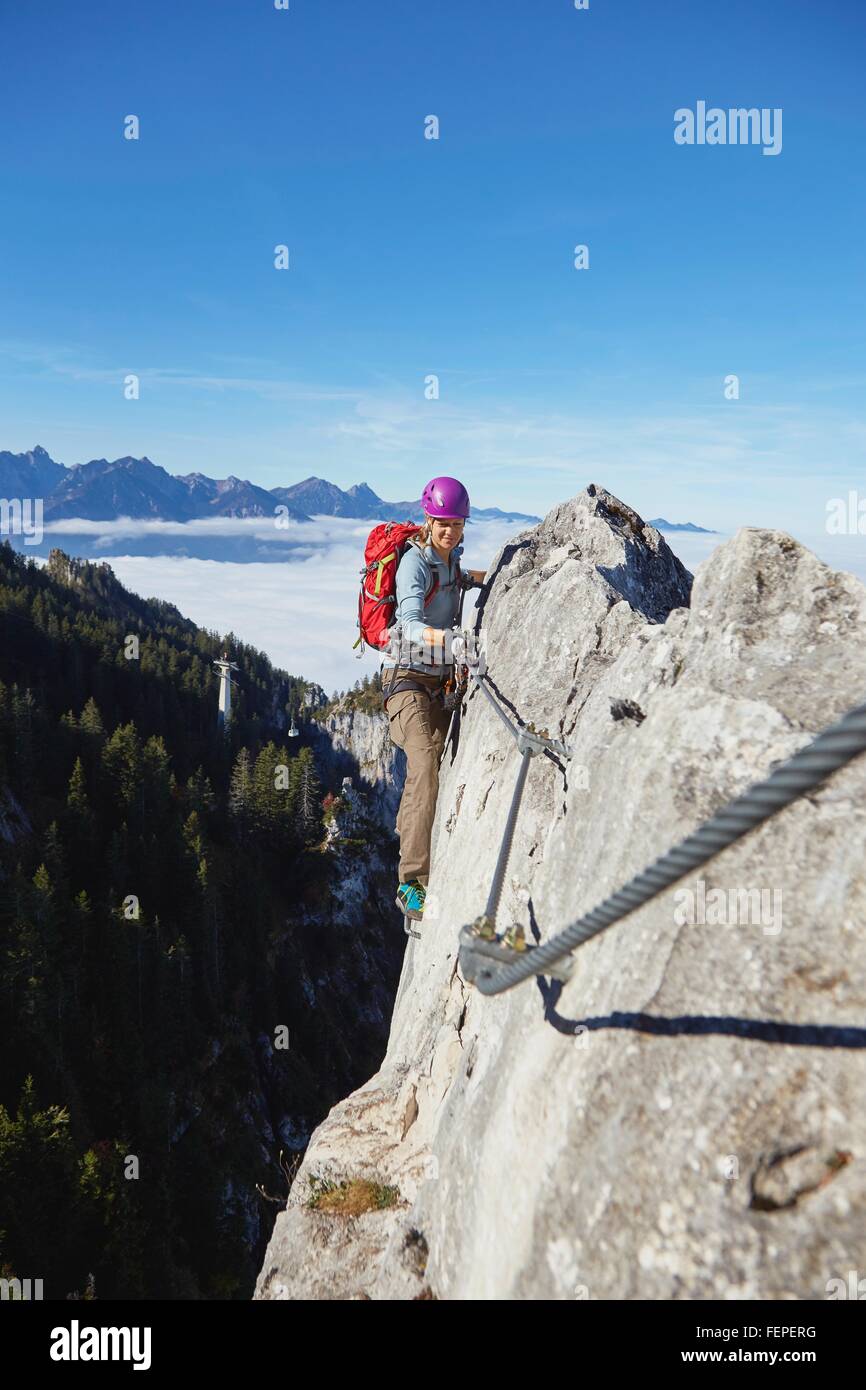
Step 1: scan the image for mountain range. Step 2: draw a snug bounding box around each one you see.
[0,447,715,533]
[647,516,715,533]
[0,447,539,525]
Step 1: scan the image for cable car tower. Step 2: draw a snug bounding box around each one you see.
[213,653,240,731]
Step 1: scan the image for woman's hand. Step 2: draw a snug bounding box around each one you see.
[420,626,461,659]
[421,625,447,658]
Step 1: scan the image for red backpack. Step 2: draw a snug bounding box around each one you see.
[353,521,446,654]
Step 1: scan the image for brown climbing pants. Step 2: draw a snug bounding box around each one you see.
[385,669,452,887]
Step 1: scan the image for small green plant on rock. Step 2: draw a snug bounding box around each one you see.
[307,1175,400,1215]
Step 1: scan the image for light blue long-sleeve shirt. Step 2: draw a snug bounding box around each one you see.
[382,537,464,678]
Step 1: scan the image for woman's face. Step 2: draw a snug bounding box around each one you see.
[430,515,464,553]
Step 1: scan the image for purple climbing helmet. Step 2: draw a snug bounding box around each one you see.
[421,476,470,520]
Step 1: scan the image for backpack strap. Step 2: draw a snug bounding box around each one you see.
[413,544,440,608]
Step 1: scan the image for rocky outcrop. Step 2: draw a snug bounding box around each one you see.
[255,485,866,1301]
[313,706,403,831]
[325,777,369,846]
[303,683,328,710]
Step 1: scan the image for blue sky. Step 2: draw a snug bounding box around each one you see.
[1,0,864,533]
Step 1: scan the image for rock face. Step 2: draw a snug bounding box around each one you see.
[325,777,369,846]
[255,485,866,1301]
[303,683,328,710]
[313,706,404,830]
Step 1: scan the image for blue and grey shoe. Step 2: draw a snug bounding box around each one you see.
[396,879,426,928]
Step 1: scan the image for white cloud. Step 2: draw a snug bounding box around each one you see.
[48,514,361,542]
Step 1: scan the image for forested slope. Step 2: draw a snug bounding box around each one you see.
[0,543,402,1299]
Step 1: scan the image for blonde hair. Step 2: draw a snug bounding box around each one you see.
[411,518,434,548]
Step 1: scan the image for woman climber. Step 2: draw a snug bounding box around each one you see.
[381,476,486,930]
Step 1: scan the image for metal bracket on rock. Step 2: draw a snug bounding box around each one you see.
[459,915,575,987]
[457,666,576,987]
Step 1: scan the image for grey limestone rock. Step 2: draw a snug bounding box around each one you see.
[255,487,866,1301]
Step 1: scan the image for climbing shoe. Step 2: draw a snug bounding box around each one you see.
[396,879,426,926]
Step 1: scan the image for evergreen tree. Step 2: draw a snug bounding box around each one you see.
[79,697,105,742]
[228,748,253,837]
[101,722,142,817]
[185,766,216,818]
[296,747,323,845]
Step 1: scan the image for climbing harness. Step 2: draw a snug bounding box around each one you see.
[458,678,866,996]
[382,667,449,710]
[442,665,470,713]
